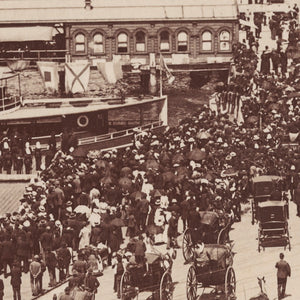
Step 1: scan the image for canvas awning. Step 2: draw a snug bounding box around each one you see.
[0,26,54,42]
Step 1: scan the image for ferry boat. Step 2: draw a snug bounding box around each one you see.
[0,73,168,156]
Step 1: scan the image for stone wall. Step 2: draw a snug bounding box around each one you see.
[1,66,222,100]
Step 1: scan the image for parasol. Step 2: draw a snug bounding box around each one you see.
[145,159,160,170]
[220,168,238,177]
[110,217,125,227]
[172,153,185,165]
[100,176,113,186]
[161,171,175,183]
[246,116,259,124]
[120,166,132,178]
[175,166,189,182]
[95,160,108,169]
[196,131,211,140]
[74,205,91,215]
[268,103,280,110]
[187,148,206,161]
[118,177,133,190]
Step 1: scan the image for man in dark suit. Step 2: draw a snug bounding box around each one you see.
[10,262,22,300]
[275,253,291,299]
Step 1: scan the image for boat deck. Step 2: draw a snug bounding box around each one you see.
[0,96,165,121]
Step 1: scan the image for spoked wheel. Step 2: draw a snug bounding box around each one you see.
[286,227,291,251]
[258,229,261,253]
[120,271,131,300]
[251,200,255,225]
[182,229,195,263]
[186,265,197,300]
[160,271,173,300]
[217,227,229,244]
[225,266,236,300]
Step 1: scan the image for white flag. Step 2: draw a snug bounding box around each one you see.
[65,62,90,94]
[37,61,59,93]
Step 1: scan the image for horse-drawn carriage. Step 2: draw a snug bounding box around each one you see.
[250,175,288,225]
[186,244,236,300]
[182,211,232,263]
[257,201,291,252]
[120,252,174,300]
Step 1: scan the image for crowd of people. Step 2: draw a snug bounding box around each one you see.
[0,131,57,175]
[0,9,299,300]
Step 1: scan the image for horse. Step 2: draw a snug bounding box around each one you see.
[249,277,269,300]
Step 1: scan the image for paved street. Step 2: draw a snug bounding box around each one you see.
[1,200,298,300]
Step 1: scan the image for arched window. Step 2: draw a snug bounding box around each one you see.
[177,31,188,52]
[219,30,231,51]
[160,30,170,52]
[93,33,104,54]
[117,32,128,53]
[135,31,146,52]
[202,31,213,51]
[75,33,86,53]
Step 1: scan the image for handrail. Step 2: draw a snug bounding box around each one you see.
[78,121,163,146]
[0,96,21,111]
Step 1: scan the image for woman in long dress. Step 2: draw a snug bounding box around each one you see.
[78,222,91,250]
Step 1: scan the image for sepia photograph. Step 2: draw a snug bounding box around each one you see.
[0,0,299,299]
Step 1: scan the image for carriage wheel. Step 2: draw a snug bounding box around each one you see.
[182,229,195,263]
[217,227,229,244]
[251,200,255,225]
[160,271,173,300]
[225,266,236,300]
[186,265,197,300]
[258,229,261,253]
[286,227,291,251]
[120,271,131,300]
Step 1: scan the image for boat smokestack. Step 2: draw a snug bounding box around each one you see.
[84,0,93,10]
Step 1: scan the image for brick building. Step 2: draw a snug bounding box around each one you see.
[0,0,239,91]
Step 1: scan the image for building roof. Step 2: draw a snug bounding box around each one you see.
[0,0,238,24]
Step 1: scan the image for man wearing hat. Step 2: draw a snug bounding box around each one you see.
[10,261,22,300]
[1,235,14,278]
[56,242,71,282]
[84,267,100,296]
[136,192,149,231]
[167,211,179,250]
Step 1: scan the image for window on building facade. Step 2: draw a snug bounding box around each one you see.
[93,33,104,54]
[202,31,213,51]
[75,33,85,53]
[160,31,170,52]
[135,31,146,52]
[117,32,128,53]
[177,31,188,52]
[219,30,230,51]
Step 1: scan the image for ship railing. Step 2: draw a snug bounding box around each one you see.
[0,49,67,63]
[0,96,21,112]
[78,121,163,146]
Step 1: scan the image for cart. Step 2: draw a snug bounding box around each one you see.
[257,201,291,252]
[120,252,174,300]
[186,244,236,300]
[182,211,232,263]
[250,175,286,225]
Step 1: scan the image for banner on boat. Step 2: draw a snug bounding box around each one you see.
[65,62,90,94]
[97,59,123,84]
[37,61,59,93]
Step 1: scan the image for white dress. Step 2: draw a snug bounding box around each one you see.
[78,226,91,250]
